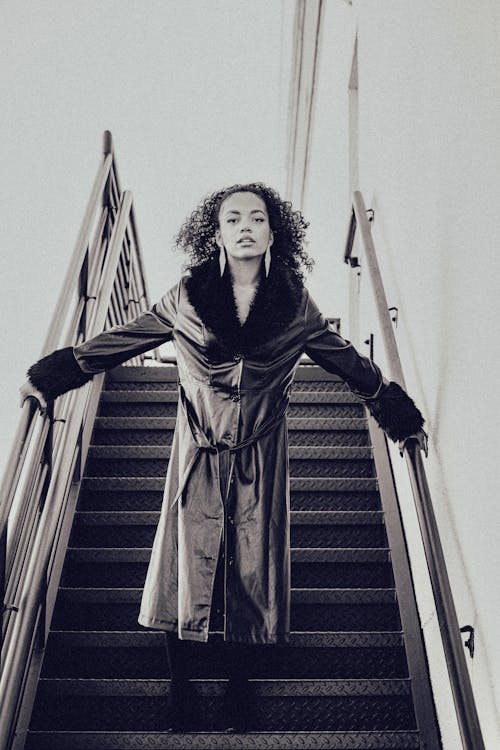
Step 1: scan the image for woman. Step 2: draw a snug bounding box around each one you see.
[21,183,425,732]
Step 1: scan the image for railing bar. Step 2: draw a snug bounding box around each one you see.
[129,201,151,308]
[41,154,113,356]
[0,403,40,540]
[87,209,109,296]
[404,443,485,750]
[367,416,441,746]
[88,192,133,337]
[2,462,49,646]
[110,282,126,327]
[5,439,47,583]
[352,192,405,387]
[351,189,485,750]
[111,273,126,321]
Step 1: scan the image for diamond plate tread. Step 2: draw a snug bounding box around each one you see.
[42,642,408,681]
[48,631,404,649]
[52,602,399,632]
[99,403,364,419]
[74,511,383,526]
[25,730,420,749]
[101,391,362,404]
[106,367,180,383]
[87,446,373,460]
[35,678,412,697]
[57,588,396,605]
[64,560,392,590]
[78,490,381,512]
[85,459,375,480]
[81,477,378,492]
[66,547,390,563]
[105,365,344,383]
[84,459,375,480]
[93,417,367,431]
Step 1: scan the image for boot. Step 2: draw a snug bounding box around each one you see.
[164,632,200,731]
[166,677,199,732]
[218,676,255,732]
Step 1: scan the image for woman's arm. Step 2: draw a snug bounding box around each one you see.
[303,291,424,443]
[23,283,179,404]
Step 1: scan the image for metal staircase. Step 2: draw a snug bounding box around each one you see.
[0,133,485,750]
[26,364,432,748]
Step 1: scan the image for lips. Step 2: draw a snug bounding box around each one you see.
[237,237,255,243]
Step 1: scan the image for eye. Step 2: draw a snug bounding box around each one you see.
[227,218,237,224]
[254,217,265,223]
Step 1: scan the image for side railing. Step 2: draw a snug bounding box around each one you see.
[0,131,157,750]
[344,190,485,750]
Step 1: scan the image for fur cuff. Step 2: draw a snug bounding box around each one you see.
[365,381,424,442]
[27,346,94,401]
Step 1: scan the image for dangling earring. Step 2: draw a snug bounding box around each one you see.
[264,243,272,277]
[219,245,226,276]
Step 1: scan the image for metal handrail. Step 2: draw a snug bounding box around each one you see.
[0,131,154,750]
[345,189,485,750]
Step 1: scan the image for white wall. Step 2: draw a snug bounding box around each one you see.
[293,0,500,746]
[0,0,290,477]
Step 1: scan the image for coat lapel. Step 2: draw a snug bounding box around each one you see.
[185,255,304,357]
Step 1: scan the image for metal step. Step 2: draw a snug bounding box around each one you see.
[81,477,378,492]
[104,365,346,383]
[25,730,420,749]
[65,547,391,563]
[57,587,397,605]
[41,631,408,680]
[68,510,386,549]
[72,510,383,525]
[100,390,363,404]
[86,445,373,459]
[46,630,404,648]
[93,416,368,431]
[78,488,382,512]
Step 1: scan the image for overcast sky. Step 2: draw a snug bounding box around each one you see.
[0,0,291,474]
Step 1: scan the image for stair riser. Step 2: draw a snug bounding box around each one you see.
[30,694,416,732]
[41,644,409,679]
[79,490,382,512]
[51,603,401,632]
[62,561,394,589]
[69,525,387,549]
[84,457,376,478]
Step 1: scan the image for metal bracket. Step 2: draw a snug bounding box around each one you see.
[366,209,374,223]
[364,333,374,360]
[347,256,360,269]
[389,306,399,327]
[3,603,19,614]
[460,625,475,658]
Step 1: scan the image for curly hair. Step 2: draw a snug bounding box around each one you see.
[175,183,314,280]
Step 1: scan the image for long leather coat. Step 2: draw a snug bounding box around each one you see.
[71,257,384,644]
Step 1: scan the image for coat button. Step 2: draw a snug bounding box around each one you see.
[228,556,234,566]
[230,393,240,402]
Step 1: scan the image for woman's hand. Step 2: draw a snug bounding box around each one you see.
[19,380,48,414]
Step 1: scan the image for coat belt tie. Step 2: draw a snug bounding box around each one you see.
[170,383,290,508]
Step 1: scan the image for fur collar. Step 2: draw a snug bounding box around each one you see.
[185,255,304,358]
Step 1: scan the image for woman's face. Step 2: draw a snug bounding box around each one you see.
[215,191,273,262]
